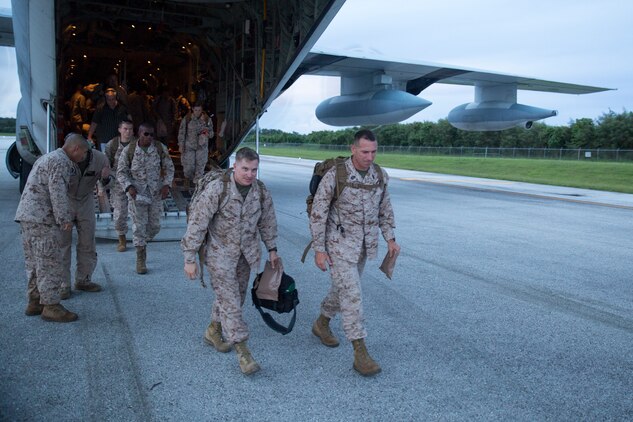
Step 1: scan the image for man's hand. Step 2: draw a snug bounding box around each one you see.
[160,185,170,199]
[61,222,73,231]
[127,186,137,200]
[184,262,198,279]
[269,250,280,269]
[387,239,401,258]
[315,251,332,272]
[101,166,111,179]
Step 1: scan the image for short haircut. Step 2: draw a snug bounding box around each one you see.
[138,122,155,133]
[63,133,90,150]
[353,129,377,144]
[119,119,133,128]
[235,147,259,162]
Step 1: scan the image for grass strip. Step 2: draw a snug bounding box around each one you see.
[248,145,633,194]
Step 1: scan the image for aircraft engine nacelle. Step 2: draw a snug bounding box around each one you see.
[447,102,557,131]
[316,90,432,126]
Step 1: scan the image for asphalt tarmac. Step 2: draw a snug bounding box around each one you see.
[1,138,632,421]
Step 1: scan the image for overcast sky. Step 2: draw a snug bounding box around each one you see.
[1,0,632,134]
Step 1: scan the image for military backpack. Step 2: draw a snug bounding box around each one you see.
[187,164,265,215]
[301,156,385,262]
[187,166,266,287]
[125,139,168,166]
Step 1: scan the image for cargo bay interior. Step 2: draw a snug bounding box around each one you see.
[53,0,333,213]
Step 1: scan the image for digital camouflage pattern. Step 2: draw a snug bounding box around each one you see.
[117,141,175,246]
[321,251,368,340]
[181,173,278,344]
[105,136,135,235]
[309,157,396,341]
[20,222,64,304]
[15,148,77,305]
[309,158,395,261]
[178,112,212,182]
[15,148,76,226]
[61,149,111,288]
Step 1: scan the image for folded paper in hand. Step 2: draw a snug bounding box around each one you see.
[255,259,284,301]
[379,251,398,280]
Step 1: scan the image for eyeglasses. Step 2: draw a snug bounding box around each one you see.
[143,132,154,137]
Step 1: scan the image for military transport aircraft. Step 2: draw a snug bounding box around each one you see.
[0,0,610,238]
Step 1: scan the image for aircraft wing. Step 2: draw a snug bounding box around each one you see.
[296,49,611,95]
[289,49,612,130]
[0,9,13,47]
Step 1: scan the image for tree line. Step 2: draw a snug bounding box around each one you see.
[0,117,16,134]
[4,110,632,149]
[248,110,633,150]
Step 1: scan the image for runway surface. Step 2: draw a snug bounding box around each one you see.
[1,138,632,421]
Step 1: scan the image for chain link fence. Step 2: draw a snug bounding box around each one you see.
[250,143,633,161]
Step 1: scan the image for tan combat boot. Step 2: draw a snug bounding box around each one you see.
[117,235,127,252]
[352,339,381,377]
[234,341,260,375]
[312,314,340,347]
[41,304,78,323]
[203,321,231,353]
[136,246,147,274]
[25,298,43,316]
[75,280,102,292]
[60,286,71,300]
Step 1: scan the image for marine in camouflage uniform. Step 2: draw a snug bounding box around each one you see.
[60,148,111,298]
[178,104,213,184]
[309,129,401,376]
[117,122,175,274]
[15,134,91,322]
[104,119,136,251]
[182,147,279,375]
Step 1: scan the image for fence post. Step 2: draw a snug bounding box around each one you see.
[578,148,581,160]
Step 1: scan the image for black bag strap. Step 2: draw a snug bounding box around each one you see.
[253,300,298,335]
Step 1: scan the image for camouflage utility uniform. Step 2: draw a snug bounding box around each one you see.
[60,149,111,289]
[178,112,212,182]
[105,136,135,236]
[181,172,278,344]
[15,149,76,305]
[116,141,175,246]
[309,158,396,340]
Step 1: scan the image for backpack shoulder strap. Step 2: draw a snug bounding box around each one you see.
[107,136,119,166]
[333,158,348,200]
[253,300,297,335]
[373,162,385,189]
[256,179,266,207]
[218,169,232,206]
[130,140,166,166]
[156,142,166,163]
[126,139,138,164]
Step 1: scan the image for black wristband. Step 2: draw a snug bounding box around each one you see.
[268,247,277,252]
